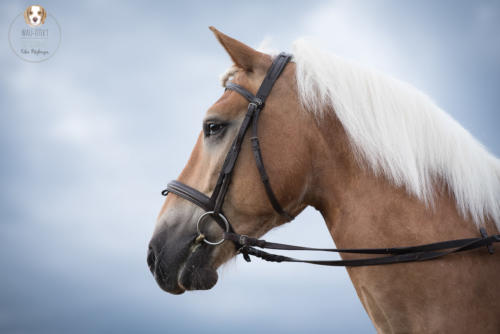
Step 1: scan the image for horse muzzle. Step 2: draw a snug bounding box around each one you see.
[148,227,219,294]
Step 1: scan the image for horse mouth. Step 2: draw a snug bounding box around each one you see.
[178,255,219,291]
[151,242,219,294]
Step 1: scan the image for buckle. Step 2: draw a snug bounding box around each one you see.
[479,227,495,254]
[239,234,249,246]
[249,98,263,109]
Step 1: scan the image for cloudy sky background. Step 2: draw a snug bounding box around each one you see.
[1,1,499,333]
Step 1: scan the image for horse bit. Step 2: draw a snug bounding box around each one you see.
[162,52,500,267]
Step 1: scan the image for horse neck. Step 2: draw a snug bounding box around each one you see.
[307,112,485,251]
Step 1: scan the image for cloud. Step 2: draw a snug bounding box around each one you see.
[300,1,407,74]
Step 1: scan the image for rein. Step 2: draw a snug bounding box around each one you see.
[162,52,499,267]
[224,229,498,266]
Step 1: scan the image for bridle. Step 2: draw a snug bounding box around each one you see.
[162,52,499,266]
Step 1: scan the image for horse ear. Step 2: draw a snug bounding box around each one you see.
[209,26,270,72]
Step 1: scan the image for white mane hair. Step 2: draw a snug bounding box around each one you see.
[292,39,500,229]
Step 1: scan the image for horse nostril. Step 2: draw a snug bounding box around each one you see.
[147,246,156,274]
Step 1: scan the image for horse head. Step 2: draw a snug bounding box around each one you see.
[147,28,323,294]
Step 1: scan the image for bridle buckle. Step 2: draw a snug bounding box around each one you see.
[249,97,263,110]
[239,234,249,246]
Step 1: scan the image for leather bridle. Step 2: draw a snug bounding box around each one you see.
[162,52,499,266]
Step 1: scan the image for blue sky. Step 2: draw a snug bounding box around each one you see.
[1,1,499,333]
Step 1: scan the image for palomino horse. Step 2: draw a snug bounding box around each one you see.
[148,27,500,333]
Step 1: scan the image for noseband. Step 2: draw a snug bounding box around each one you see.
[162,53,499,266]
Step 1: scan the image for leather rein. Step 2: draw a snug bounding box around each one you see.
[162,52,499,266]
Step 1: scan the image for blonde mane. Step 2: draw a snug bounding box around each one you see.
[292,39,500,229]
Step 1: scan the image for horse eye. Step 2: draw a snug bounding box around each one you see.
[203,122,226,137]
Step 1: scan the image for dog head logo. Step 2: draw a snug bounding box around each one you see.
[24,5,47,27]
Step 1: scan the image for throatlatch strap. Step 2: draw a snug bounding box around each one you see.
[224,53,294,220]
[250,108,293,220]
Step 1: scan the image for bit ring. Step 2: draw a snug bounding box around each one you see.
[196,211,230,245]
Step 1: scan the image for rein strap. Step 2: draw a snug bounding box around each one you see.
[225,229,499,266]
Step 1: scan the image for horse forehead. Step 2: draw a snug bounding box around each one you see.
[207,71,264,119]
[206,90,248,119]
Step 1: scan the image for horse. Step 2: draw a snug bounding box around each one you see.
[148,27,500,333]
